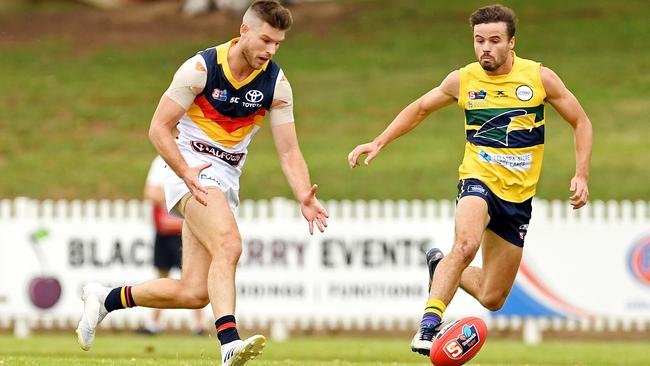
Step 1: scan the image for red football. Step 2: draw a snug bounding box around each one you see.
[430,317,487,366]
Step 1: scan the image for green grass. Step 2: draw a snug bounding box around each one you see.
[0,334,649,365]
[1,0,649,200]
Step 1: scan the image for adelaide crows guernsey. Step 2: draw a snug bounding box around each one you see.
[457,52,546,203]
[176,39,281,181]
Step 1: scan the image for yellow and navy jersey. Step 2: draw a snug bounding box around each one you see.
[176,39,281,170]
[457,52,546,202]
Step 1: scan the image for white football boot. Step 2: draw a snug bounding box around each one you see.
[410,324,440,356]
[412,248,446,356]
[221,335,266,366]
[75,282,110,351]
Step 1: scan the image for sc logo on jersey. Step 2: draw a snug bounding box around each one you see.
[245,90,264,103]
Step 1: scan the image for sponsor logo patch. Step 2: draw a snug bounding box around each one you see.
[479,150,532,171]
[519,224,530,239]
[199,173,223,187]
[245,89,264,103]
[469,90,487,100]
[467,185,487,195]
[212,88,228,102]
[516,85,533,101]
[191,140,245,167]
[467,100,489,109]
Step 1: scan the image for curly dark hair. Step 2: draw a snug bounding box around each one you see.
[469,4,517,39]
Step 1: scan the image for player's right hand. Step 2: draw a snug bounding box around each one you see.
[181,163,212,206]
[348,142,381,168]
[569,175,589,210]
[299,184,329,235]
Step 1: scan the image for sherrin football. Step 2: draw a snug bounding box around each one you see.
[430,317,487,366]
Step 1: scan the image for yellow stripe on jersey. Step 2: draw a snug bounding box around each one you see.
[187,102,263,148]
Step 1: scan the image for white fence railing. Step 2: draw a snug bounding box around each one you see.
[1,198,649,340]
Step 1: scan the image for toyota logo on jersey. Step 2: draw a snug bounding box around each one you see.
[245,90,264,103]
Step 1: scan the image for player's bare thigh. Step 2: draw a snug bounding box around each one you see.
[175,192,193,218]
[453,196,490,262]
[177,188,241,258]
[179,220,210,305]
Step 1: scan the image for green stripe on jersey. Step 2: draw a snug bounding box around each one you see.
[465,104,545,126]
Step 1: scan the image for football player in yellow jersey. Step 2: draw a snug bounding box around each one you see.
[76,2,329,365]
[349,4,592,356]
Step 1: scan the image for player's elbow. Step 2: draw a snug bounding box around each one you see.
[578,116,593,133]
[278,147,301,166]
[148,123,160,144]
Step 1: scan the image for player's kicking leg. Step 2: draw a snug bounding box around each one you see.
[76,218,211,351]
[410,247,444,354]
[75,282,110,350]
[411,196,489,356]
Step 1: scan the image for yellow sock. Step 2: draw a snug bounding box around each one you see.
[424,298,446,318]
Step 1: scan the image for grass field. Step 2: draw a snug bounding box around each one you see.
[1,334,649,366]
[1,0,649,201]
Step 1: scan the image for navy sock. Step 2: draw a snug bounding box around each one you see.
[104,286,136,313]
[215,315,240,345]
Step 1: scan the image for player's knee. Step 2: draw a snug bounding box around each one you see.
[183,287,209,309]
[220,238,242,263]
[207,234,242,265]
[481,291,507,311]
[205,230,242,258]
[450,238,480,266]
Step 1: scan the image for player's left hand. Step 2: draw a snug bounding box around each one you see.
[569,175,589,209]
[299,184,329,235]
[348,141,381,168]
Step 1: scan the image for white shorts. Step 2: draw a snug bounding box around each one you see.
[163,156,240,218]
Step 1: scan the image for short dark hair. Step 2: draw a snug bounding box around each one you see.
[248,0,293,31]
[469,4,517,39]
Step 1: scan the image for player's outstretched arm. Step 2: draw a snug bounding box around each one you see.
[271,122,329,235]
[348,70,459,168]
[541,66,593,209]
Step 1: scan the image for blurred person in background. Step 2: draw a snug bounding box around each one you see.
[76,1,328,365]
[348,4,592,358]
[140,155,206,336]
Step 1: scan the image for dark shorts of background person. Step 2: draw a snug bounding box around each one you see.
[456,178,532,247]
[153,233,182,270]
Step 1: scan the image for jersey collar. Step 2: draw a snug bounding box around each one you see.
[216,38,269,90]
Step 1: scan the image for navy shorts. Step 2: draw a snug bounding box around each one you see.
[456,178,532,247]
[153,233,182,270]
